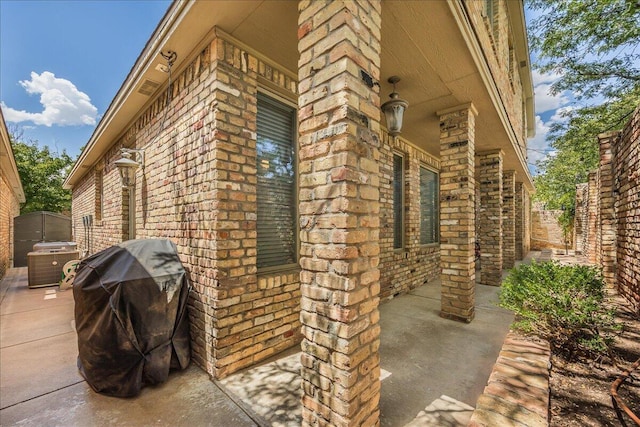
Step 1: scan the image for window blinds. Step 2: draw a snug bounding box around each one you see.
[256,93,297,269]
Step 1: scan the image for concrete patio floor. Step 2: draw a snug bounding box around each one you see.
[219,270,518,427]
[0,254,536,426]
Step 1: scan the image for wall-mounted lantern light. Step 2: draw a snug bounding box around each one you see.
[114,148,144,188]
[381,76,408,137]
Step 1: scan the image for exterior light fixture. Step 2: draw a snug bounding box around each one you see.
[381,76,408,137]
[114,148,144,188]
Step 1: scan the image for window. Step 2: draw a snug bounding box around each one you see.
[484,0,499,44]
[256,93,297,269]
[393,153,404,249]
[508,37,516,92]
[420,166,439,245]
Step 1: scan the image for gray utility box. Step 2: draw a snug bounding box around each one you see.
[27,242,79,288]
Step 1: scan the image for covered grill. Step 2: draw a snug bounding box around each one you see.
[73,239,191,397]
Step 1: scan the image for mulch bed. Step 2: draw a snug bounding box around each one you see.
[549,293,640,426]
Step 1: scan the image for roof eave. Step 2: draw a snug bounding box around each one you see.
[506,0,535,138]
[0,107,26,203]
[63,0,191,190]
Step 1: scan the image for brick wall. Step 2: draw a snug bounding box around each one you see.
[531,202,566,250]
[574,183,587,254]
[464,0,527,154]
[72,32,302,379]
[613,107,640,306]
[72,21,450,384]
[514,182,527,260]
[575,106,640,307]
[297,1,382,424]
[523,186,531,255]
[379,133,440,300]
[72,150,129,255]
[502,170,515,268]
[578,183,589,256]
[477,150,503,286]
[0,173,21,278]
[598,132,616,287]
[586,171,599,263]
[439,104,477,322]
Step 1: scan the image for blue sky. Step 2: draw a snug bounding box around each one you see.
[0,0,171,157]
[1,1,569,174]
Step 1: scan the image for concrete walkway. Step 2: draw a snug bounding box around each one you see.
[1,255,532,426]
[219,272,518,427]
[0,268,259,427]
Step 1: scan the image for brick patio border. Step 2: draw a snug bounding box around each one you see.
[468,331,551,427]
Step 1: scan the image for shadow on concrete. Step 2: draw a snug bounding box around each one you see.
[0,267,258,427]
[1,252,539,426]
[219,255,540,427]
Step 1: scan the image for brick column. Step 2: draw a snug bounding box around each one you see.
[598,132,619,287]
[437,103,477,323]
[587,171,598,263]
[574,183,587,254]
[204,39,259,378]
[298,1,382,425]
[523,186,531,256]
[514,182,524,260]
[502,171,516,269]
[477,150,503,286]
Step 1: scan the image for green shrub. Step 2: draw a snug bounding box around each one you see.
[499,260,620,360]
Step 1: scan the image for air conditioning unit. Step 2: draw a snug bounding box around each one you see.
[32,241,77,252]
[27,250,80,288]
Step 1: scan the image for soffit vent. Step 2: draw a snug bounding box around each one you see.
[138,79,161,96]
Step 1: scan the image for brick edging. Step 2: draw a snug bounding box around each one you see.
[468,331,551,427]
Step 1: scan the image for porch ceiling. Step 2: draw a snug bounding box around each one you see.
[379,1,529,184]
[65,0,532,190]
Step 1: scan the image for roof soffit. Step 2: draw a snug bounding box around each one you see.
[66,0,533,191]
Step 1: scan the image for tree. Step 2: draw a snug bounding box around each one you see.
[534,88,640,209]
[529,0,640,224]
[529,0,640,100]
[11,136,75,214]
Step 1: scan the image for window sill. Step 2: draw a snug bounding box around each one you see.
[257,264,300,277]
[420,242,440,249]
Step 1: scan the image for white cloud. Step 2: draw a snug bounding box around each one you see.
[527,70,578,173]
[1,71,97,127]
[531,69,561,86]
[531,70,572,114]
[528,115,551,168]
[534,83,570,113]
[550,106,574,123]
[527,106,576,174]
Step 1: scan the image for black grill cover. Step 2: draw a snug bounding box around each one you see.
[73,239,191,397]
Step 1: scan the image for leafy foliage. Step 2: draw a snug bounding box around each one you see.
[11,137,74,214]
[500,261,620,360]
[529,0,640,228]
[528,0,640,100]
[533,88,640,217]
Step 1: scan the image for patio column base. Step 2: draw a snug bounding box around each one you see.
[440,309,475,323]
